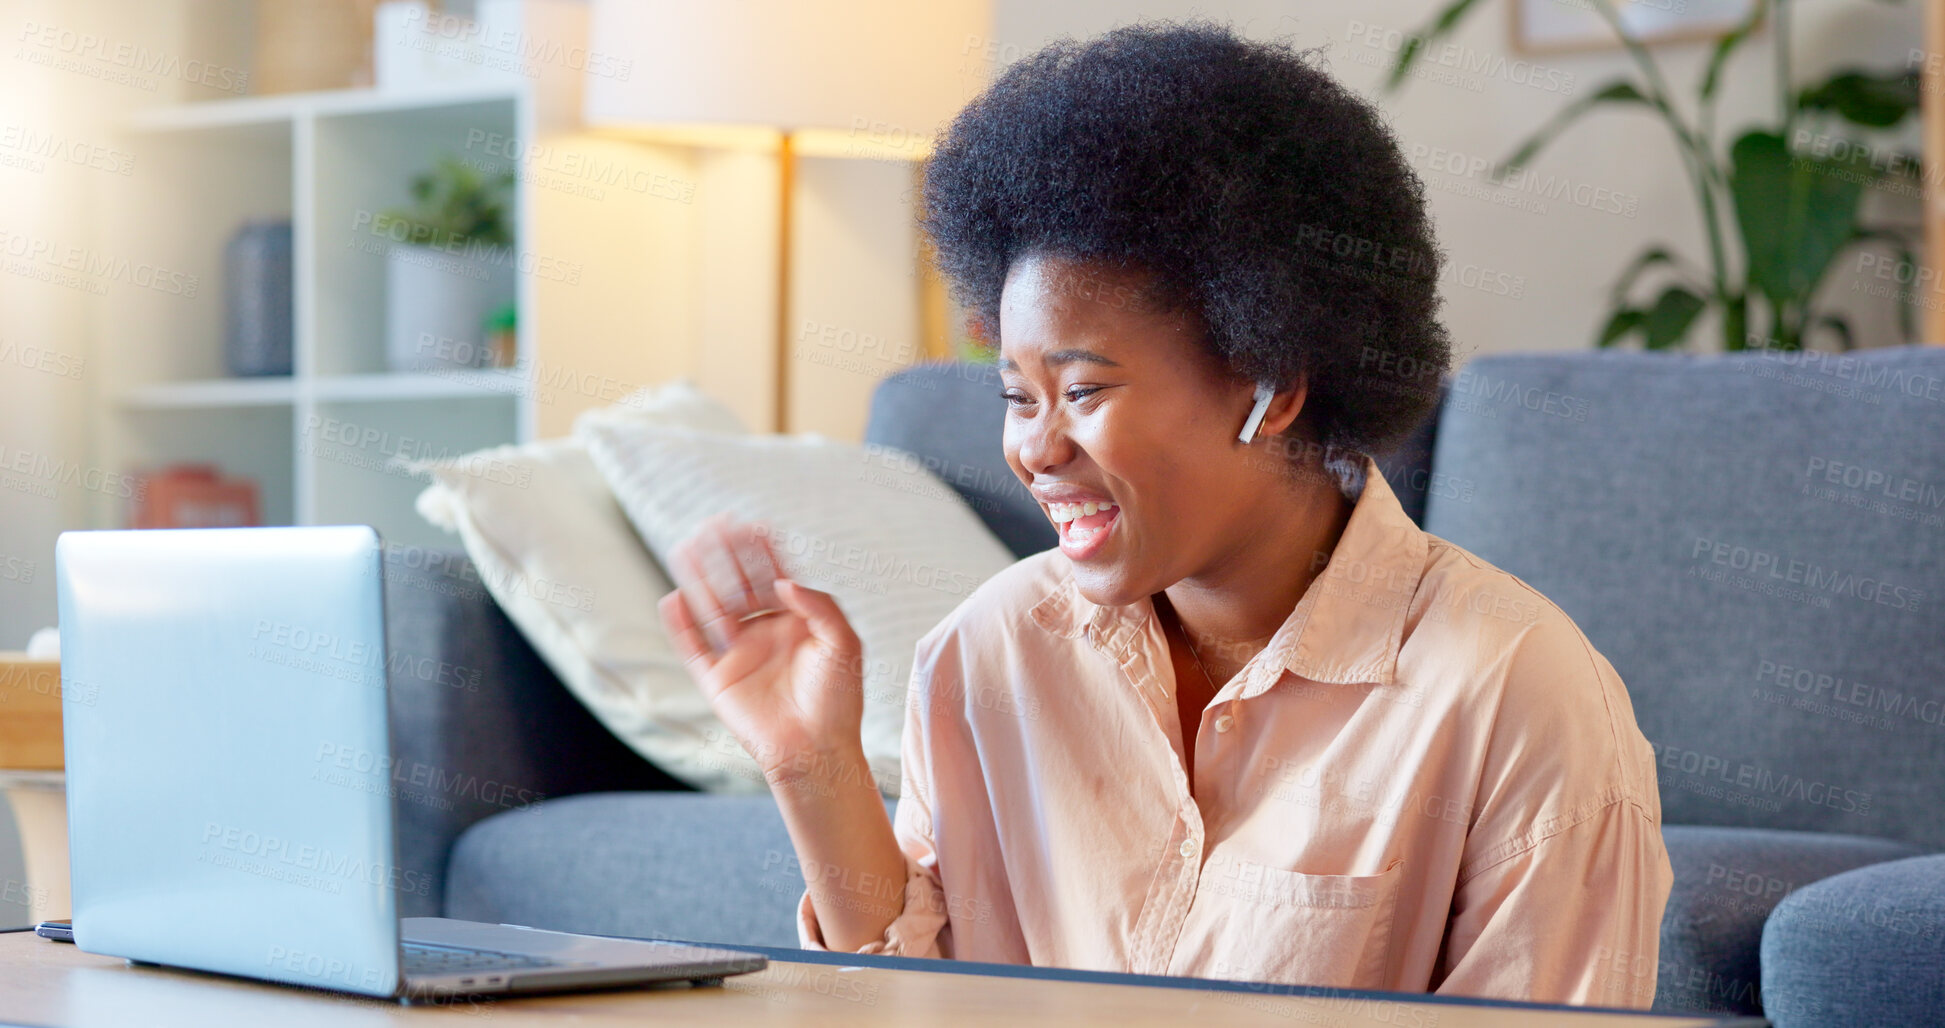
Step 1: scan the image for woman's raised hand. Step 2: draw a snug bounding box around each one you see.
[657,514,866,780]
[661,515,909,950]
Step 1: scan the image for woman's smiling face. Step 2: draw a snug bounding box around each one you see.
[999,254,1295,607]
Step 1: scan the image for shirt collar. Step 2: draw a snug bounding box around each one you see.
[1028,456,1430,693]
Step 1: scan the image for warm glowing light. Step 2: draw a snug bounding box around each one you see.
[589,122,784,153]
[589,123,932,163]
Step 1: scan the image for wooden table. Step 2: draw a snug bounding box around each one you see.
[0,653,68,926]
[0,771,65,924]
[0,931,1764,1027]
[0,654,63,770]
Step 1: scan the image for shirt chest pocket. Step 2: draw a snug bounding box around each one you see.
[1192,857,1406,988]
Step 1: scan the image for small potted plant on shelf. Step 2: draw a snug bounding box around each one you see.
[379,155,516,372]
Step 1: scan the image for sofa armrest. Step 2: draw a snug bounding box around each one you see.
[381,547,690,916]
[1760,853,1945,1027]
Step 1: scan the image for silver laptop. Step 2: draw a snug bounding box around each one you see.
[56,525,766,1000]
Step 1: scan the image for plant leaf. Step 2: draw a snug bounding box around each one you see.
[1642,286,1707,349]
[1730,130,1867,313]
[1598,307,1646,348]
[1385,0,1490,92]
[1700,2,1766,104]
[1500,81,1651,176]
[1609,246,1678,305]
[1798,68,1921,128]
[381,152,517,251]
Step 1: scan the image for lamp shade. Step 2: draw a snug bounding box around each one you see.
[585,0,992,144]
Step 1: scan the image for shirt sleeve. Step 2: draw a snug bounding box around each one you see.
[1432,607,1673,1008]
[1433,790,1672,1007]
[796,637,952,957]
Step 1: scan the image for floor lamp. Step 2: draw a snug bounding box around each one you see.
[583,0,992,431]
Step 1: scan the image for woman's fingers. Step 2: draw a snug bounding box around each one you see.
[699,516,773,617]
[670,514,805,652]
[776,579,859,657]
[692,514,757,613]
[673,542,741,653]
[723,520,783,612]
[658,591,717,676]
[749,525,790,597]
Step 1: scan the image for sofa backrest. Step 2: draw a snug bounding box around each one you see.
[865,362,1053,558]
[866,361,1444,560]
[1424,347,1945,850]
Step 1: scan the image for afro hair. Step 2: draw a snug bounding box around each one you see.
[920,21,1452,456]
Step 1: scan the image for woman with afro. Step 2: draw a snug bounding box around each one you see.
[661,21,1670,1007]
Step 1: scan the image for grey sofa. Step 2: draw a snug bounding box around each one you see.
[382,348,1945,1025]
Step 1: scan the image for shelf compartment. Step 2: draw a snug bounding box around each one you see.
[312,97,522,377]
[304,396,517,551]
[96,85,535,541]
[101,131,294,388]
[110,406,297,529]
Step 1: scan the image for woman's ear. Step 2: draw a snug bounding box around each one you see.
[1243,377,1308,442]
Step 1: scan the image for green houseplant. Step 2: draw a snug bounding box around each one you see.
[380,156,515,251]
[380,156,518,372]
[1388,0,1921,351]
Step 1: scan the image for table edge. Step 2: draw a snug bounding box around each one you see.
[0,930,1769,1026]
[625,936,1768,1026]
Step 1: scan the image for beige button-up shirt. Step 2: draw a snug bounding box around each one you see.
[800,461,1672,1008]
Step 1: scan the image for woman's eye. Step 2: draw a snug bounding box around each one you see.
[997,386,1102,408]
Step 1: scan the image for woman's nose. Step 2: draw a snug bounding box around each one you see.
[1008,410,1077,476]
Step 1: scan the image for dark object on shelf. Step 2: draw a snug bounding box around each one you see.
[132,465,261,529]
[223,220,293,377]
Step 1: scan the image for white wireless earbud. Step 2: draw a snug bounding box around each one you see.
[1238,382,1275,444]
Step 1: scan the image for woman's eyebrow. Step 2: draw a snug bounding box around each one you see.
[998,349,1123,372]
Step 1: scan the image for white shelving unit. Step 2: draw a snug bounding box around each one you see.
[97,85,536,549]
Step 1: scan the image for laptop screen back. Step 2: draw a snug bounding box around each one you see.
[58,526,403,997]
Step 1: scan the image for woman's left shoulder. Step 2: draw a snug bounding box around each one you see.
[1409,537,1641,740]
[1392,536,1664,843]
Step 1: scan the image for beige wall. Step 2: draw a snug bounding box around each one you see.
[9,1,1927,633]
[990,0,1925,359]
[529,134,706,436]
[0,0,256,927]
[0,0,252,644]
[786,156,927,443]
[536,0,1925,444]
[536,142,930,440]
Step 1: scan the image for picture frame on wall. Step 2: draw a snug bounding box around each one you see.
[1513,0,1760,54]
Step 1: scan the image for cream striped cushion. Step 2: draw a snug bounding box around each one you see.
[412,381,767,793]
[578,417,1017,796]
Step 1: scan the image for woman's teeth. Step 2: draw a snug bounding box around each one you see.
[1048,501,1117,523]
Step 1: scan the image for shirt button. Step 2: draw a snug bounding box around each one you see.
[1179,839,1199,859]
[1214,714,1235,733]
